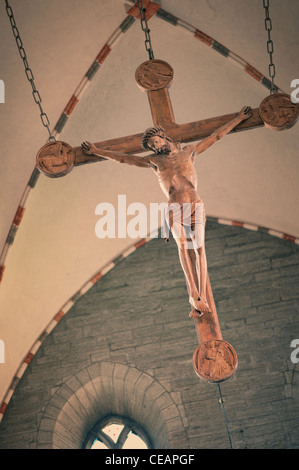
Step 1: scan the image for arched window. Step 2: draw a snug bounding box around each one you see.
[84,416,151,449]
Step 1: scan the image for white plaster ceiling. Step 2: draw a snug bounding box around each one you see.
[0,0,298,404]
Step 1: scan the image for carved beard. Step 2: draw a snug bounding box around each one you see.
[157,143,171,154]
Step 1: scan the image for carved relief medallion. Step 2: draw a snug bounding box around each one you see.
[135,59,174,91]
[259,93,299,130]
[193,340,238,383]
[36,141,75,178]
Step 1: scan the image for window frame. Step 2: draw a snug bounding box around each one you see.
[84,415,152,449]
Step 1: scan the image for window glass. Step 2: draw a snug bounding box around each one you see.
[91,440,109,450]
[86,417,150,449]
[122,430,148,449]
[102,423,124,443]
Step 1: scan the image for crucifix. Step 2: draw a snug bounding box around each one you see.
[36,57,299,384]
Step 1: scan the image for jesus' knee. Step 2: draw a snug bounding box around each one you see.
[176,237,190,253]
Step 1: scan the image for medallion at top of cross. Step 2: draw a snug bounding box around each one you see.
[135,59,174,91]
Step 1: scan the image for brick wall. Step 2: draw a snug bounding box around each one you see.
[0,220,298,449]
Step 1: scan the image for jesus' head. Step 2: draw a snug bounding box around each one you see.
[141,126,173,154]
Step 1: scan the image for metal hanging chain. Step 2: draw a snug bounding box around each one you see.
[5,0,56,141]
[137,0,155,60]
[218,384,233,449]
[263,0,276,94]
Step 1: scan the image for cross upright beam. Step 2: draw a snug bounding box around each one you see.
[134,59,239,382]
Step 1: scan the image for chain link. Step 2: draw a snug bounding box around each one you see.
[137,0,155,60]
[5,0,56,141]
[263,0,276,94]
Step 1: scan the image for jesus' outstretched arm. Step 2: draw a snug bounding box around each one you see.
[81,141,155,169]
[185,105,253,157]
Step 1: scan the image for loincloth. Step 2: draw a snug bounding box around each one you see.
[163,198,206,247]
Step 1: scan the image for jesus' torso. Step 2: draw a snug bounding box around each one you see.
[149,146,202,205]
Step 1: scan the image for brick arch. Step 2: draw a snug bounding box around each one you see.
[36,361,186,449]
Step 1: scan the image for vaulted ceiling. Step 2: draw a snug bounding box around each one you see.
[0,0,298,404]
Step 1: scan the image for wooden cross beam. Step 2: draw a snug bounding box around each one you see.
[73,107,263,166]
[36,59,299,383]
[37,59,299,177]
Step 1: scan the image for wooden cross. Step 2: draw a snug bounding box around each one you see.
[36,58,299,383]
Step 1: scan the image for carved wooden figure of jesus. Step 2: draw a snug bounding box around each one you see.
[81,105,252,316]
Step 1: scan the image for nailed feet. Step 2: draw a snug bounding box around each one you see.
[189,296,211,316]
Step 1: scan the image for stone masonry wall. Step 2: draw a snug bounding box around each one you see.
[0,220,298,448]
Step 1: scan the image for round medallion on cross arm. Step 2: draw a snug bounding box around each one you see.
[135,59,174,91]
[36,141,75,178]
[193,339,238,383]
[259,93,299,131]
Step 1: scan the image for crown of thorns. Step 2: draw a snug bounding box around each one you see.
[141,126,171,150]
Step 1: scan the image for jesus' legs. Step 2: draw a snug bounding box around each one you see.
[177,240,198,306]
[167,201,211,315]
[189,213,211,315]
[175,236,210,314]
[196,246,211,313]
